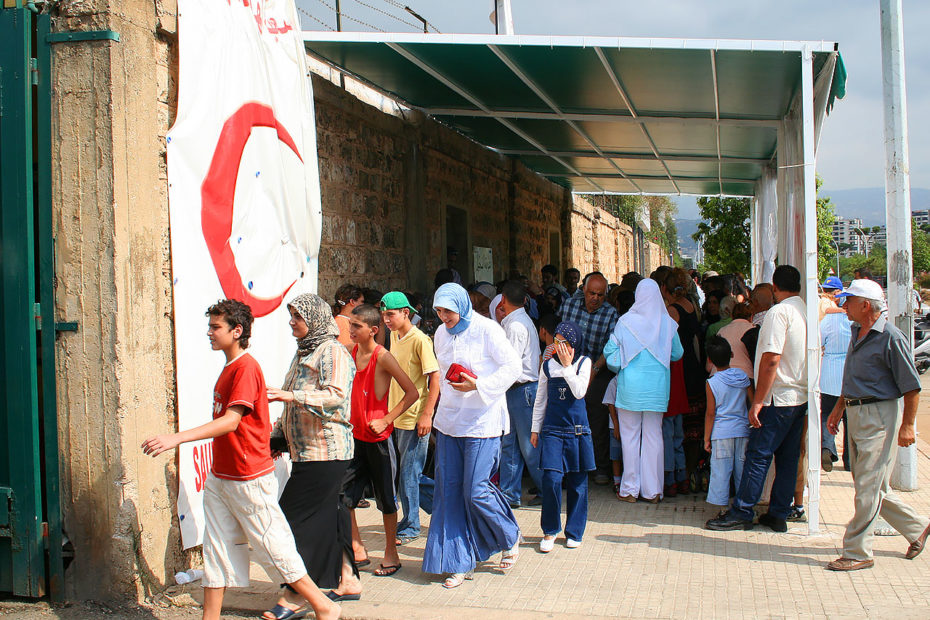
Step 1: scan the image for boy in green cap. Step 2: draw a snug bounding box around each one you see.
[380,291,440,544]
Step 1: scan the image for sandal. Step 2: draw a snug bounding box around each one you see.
[499,540,520,570]
[262,604,306,620]
[373,563,402,577]
[354,557,370,568]
[442,571,474,588]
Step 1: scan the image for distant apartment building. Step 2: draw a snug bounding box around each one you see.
[832,216,866,257]
[914,209,930,228]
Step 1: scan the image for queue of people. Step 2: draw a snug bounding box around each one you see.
[140,262,930,620]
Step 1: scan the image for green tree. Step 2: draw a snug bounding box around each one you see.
[912,220,930,274]
[691,197,751,274]
[839,243,886,277]
[816,178,837,279]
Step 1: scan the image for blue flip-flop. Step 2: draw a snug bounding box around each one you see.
[262,604,306,620]
[326,591,361,602]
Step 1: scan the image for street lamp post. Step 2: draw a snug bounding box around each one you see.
[830,237,841,278]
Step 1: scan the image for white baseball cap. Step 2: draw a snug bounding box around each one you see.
[835,279,884,302]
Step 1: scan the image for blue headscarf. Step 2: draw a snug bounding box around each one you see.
[433,282,473,335]
[555,321,584,363]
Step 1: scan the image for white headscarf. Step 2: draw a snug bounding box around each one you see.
[489,294,503,323]
[611,278,677,369]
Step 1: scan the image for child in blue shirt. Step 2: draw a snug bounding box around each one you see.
[703,336,754,511]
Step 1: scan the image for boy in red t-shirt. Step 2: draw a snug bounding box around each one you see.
[342,304,418,577]
[142,300,339,620]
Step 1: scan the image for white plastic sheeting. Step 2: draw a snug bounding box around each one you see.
[749,51,838,534]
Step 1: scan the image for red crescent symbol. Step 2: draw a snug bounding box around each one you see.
[201,102,302,317]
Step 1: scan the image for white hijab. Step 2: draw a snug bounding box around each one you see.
[612,278,677,369]
[489,294,503,323]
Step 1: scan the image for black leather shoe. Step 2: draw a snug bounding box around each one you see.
[758,512,788,532]
[705,510,754,531]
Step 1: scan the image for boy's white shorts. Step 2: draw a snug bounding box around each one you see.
[202,472,306,588]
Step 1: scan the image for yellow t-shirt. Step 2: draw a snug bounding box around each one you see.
[389,326,440,430]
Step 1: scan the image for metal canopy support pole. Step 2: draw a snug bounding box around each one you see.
[881,0,918,490]
[422,108,781,127]
[495,0,514,35]
[800,46,822,535]
[487,45,643,192]
[593,47,679,194]
[710,50,723,195]
[386,42,606,192]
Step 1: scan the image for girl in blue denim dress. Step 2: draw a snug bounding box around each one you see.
[530,321,594,552]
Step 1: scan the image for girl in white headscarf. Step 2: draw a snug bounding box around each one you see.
[603,279,683,503]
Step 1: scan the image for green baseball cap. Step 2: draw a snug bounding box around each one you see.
[380,291,417,314]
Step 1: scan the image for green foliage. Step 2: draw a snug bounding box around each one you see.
[816,178,837,279]
[592,194,680,264]
[838,244,886,278]
[912,220,930,274]
[691,197,751,274]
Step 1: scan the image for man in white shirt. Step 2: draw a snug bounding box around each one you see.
[707,265,808,533]
[498,280,543,507]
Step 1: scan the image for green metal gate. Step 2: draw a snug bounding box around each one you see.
[0,2,64,599]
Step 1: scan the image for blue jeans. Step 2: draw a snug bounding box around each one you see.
[731,403,808,521]
[820,393,845,459]
[499,382,542,505]
[707,436,749,506]
[541,470,588,541]
[394,428,429,538]
[662,416,687,485]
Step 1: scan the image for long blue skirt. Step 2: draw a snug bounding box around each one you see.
[422,432,521,574]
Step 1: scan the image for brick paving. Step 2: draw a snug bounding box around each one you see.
[209,377,930,619]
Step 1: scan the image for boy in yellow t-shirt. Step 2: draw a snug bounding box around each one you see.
[380,292,440,544]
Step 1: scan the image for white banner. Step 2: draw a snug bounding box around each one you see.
[167,0,322,548]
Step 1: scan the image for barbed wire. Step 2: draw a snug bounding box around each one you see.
[297,6,336,30]
[349,0,422,30]
[379,0,440,33]
[309,0,338,14]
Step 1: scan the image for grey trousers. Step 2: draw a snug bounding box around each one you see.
[844,399,930,560]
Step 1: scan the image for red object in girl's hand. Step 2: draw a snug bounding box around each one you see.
[445,363,477,383]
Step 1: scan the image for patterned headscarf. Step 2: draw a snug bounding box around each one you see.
[433,283,473,335]
[289,293,340,357]
[555,321,584,363]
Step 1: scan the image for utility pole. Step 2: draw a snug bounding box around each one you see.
[881,0,918,490]
[492,0,514,35]
[335,0,342,31]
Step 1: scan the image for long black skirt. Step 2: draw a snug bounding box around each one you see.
[279,459,357,589]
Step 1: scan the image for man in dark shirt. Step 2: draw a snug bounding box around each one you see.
[826,278,930,571]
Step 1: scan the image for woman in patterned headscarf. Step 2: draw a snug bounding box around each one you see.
[529,321,595,553]
[265,293,360,616]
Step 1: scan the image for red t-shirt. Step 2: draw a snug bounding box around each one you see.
[211,353,275,481]
[351,345,392,443]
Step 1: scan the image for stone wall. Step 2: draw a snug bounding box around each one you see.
[313,74,570,301]
[568,194,660,282]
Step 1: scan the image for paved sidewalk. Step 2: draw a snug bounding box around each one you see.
[199,433,930,619]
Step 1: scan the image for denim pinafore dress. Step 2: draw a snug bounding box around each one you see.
[538,357,596,474]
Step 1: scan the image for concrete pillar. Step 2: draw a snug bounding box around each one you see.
[881,0,918,490]
[52,0,182,600]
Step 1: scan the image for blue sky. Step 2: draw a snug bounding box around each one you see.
[297,0,929,217]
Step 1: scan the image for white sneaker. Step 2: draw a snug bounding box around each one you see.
[539,536,556,553]
[566,539,581,549]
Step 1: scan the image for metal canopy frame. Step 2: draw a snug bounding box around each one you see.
[302,32,839,197]
[302,31,844,535]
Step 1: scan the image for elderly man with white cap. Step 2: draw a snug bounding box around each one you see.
[825,278,930,571]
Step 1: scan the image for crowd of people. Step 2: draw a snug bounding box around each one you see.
[140,261,930,620]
